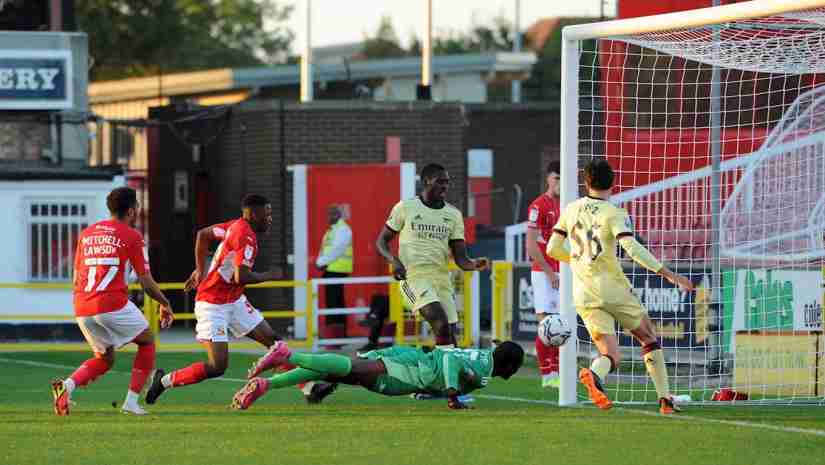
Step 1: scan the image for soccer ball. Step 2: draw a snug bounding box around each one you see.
[538,314,572,347]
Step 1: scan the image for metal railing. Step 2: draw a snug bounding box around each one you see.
[0,269,482,349]
[0,280,315,349]
[311,276,394,351]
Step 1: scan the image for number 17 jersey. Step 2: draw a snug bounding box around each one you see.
[552,196,635,308]
[73,219,148,317]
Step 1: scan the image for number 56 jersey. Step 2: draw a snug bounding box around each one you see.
[551,196,635,308]
[73,219,148,317]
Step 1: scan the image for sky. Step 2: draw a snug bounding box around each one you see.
[284,0,618,51]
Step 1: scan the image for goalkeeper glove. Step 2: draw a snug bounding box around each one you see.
[447,390,472,410]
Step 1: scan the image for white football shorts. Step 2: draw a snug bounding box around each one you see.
[76,301,149,354]
[531,270,560,315]
[194,295,264,343]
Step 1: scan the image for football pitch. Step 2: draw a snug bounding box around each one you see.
[2,350,824,465]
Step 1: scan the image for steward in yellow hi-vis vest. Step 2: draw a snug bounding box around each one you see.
[320,219,353,273]
[316,205,354,332]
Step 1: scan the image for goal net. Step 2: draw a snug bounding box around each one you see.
[560,1,825,406]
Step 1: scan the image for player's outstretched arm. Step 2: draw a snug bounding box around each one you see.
[617,236,662,273]
[136,272,175,328]
[618,237,694,291]
[234,264,282,285]
[657,267,695,292]
[376,226,406,280]
[449,240,488,272]
[547,232,571,263]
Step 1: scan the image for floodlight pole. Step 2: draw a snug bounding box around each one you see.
[301,0,314,102]
[418,0,433,100]
[511,0,522,103]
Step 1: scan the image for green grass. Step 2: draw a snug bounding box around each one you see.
[1,350,824,465]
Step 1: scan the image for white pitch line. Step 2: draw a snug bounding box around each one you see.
[0,357,86,371]
[478,393,825,438]
[5,356,825,438]
[614,406,825,438]
[477,394,560,406]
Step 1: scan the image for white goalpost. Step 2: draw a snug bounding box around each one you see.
[559,0,825,406]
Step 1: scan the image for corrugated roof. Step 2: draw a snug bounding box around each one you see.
[89,52,536,104]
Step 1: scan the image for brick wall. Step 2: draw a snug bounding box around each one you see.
[213,101,467,274]
[463,103,560,226]
[150,101,564,276]
[151,101,466,321]
[149,101,560,327]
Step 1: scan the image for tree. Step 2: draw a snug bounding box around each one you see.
[365,15,517,60]
[405,15,600,102]
[426,15,517,55]
[361,16,407,59]
[77,0,294,81]
[405,15,519,102]
[521,18,597,101]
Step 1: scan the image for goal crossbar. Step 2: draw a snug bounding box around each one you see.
[562,0,825,41]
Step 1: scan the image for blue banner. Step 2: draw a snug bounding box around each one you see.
[0,52,72,109]
[511,264,710,348]
[620,267,709,348]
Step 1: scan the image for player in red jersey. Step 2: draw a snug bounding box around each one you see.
[526,161,562,389]
[145,194,335,405]
[50,187,174,416]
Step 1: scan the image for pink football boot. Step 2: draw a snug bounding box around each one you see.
[232,378,271,410]
[247,341,293,379]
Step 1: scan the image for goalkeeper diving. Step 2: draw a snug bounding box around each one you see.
[233,341,524,410]
[547,159,694,414]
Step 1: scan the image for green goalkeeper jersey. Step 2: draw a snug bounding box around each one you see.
[361,346,493,395]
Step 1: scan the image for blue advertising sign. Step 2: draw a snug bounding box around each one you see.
[0,50,72,109]
[620,267,709,348]
[511,264,710,348]
[510,265,538,341]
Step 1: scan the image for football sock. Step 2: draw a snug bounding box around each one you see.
[70,357,112,388]
[280,362,311,392]
[267,368,326,389]
[642,343,670,398]
[535,334,559,375]
[166,362,208,388]
[300,381,316,395]
[547,345,560,372]
[63,378,76,395]
[287,353,352,377]
[124,390,140,406]
[129,343,155,393]
[589,355,613,382]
